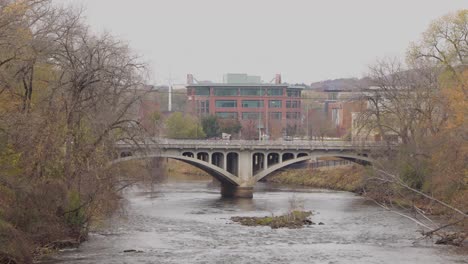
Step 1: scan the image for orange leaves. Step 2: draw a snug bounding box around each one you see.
[440,68,467,131]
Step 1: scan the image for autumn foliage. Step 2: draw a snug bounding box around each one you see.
[0,1,150,262]
[358,10,467,239]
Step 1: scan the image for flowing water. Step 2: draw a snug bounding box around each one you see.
[42,181,467,264]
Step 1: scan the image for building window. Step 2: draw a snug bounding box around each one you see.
[215,100,237,108]
[286,112,300,119]
[286,100,300,108]
[267,88,283,96]
[269,112,282,120]
[214,88,238,96]
[216,112,238,119]
[242,100,264,108]
[287,88,301,97]
[196,100,210,115]
[269,100,282,108]
[240,88,264,96]
[331,108,341,126]
[195,87,210,96]
[242,112,262,120]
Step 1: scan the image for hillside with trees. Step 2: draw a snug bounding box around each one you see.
[309,77,373,91]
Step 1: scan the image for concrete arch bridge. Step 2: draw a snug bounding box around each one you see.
[114,139,382,198]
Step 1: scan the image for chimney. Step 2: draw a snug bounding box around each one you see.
[187,74,194,84]
[275,74,281,84]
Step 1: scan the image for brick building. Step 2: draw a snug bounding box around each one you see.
[327,100,366,137]
[186,74,303,138]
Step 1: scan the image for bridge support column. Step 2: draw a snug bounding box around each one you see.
[221,184,253,198]
[238,152,252,181]
[223,154,227,170]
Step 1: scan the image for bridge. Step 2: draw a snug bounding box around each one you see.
[114,139,384,198]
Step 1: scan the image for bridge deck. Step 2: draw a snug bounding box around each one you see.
[116,139,388,151]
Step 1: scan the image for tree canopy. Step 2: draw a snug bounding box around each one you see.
[201,115,221,138]
[165,112,205,139]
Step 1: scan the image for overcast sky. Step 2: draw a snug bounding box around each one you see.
[59,0,466,85]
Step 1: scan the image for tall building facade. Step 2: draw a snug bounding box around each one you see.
[186,74,303,138]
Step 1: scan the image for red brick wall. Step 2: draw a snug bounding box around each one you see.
[327,100,365,137]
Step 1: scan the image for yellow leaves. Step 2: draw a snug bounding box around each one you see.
[440,69,468,130]
[2,0,29,17]
[0,0,36,64]
[453,9,468,30]
[408,9,467,68]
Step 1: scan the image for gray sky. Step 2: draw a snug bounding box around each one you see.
[60,0,467,85]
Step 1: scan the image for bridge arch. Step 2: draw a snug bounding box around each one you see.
[182,152,194,158]
[211,152,224,169]
[253,154,373,182]
[112,154,241,186]
[282,152,294,162]
[226,152,239,176]
[267,152,280,168]
[196,152,209,162]
[252,152,266,174]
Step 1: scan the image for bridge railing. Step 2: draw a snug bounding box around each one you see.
[115,138,391,149]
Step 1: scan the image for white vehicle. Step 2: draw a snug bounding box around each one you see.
[221,133,231,140]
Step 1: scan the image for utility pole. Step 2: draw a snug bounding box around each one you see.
[306,104,309,140]
[258,111,263,141]
[265,97,269,140]
[166,73,173,112]
[168,82,172,112]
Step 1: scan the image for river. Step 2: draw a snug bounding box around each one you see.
[41,180,467,264]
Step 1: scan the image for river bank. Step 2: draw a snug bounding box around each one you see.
[265,165,365,193]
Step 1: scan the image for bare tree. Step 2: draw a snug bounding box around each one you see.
[354,10,468,244]
[0,2,152,262]
[355,58,447,147]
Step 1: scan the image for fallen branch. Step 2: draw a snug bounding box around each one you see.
[376,169,467,218]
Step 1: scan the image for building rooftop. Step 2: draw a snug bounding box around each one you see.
[186,73,305,89]
[186,83,304,89]
[223,73,262,84]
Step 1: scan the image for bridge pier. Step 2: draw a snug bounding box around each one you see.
[221,184,253,198]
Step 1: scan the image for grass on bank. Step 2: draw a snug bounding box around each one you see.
[266,165,366,192]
